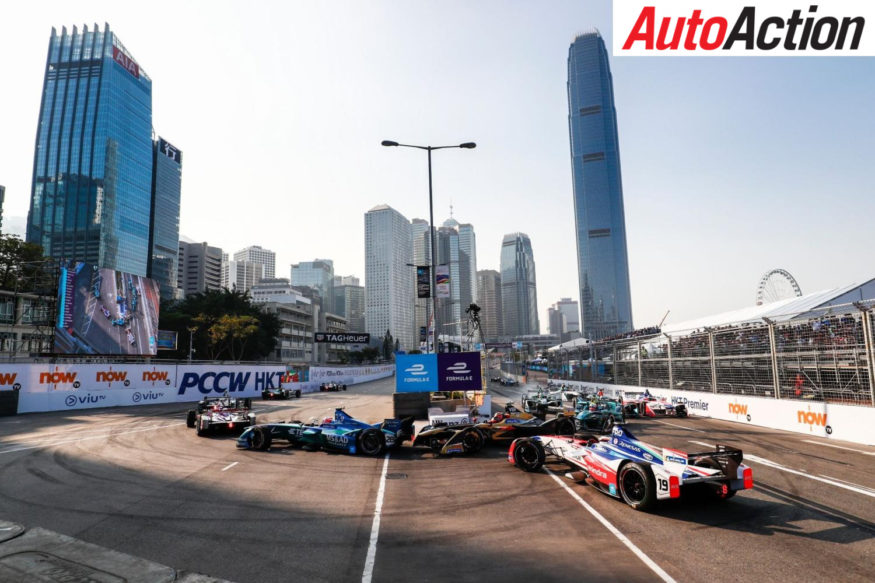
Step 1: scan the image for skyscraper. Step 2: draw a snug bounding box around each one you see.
[234,245,275,279]
[567,31,634,340]
[500,233,539,337]
[476,269,502,342]
[148,138,182,300]
[410,218,432,346]
[364,204,413,351]
[291,259,334,311]
[177,240,223,296]
[27,24,154,274]
[438,214,477,342]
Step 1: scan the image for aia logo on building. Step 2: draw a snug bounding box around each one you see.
[112,46,140,78]
[614,1,872,56]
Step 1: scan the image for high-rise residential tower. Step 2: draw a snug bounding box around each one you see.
[364,204,413,351]
[291,259,334,311]
[27,24,154,274]
[568,31,633,340]
[177,240,223,296]
[500,233,539,337]
[234,245,275,279]
[148,138,182,299]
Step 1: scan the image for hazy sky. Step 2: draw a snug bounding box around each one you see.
[1,1,873,331]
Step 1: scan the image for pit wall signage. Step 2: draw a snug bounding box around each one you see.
[614,1,873,56]
[574,381,874,446]
[395,352,483,393]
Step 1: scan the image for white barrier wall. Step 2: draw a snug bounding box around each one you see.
[1,363,395,414]
[570,381,875,446]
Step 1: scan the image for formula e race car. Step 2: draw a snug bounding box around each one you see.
[521,386,564,417]
[412,404,576,455]
[320,382,347,392]
[262,386,302,400]
[574,398,625,433]
[623,392,687,418]
[237,408,414,456]
[186,395,256,437]
[508,425,753,510]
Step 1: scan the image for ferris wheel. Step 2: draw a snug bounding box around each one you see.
[755,268,803,306]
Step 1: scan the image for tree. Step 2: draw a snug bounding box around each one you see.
[381,329,394,361]
[0,234,52,292]
[159,288,279,361]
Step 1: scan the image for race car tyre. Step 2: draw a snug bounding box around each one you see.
[262,391,270,400]
[358,428,385,456]
[692,458,736,501]
[618,462,656,511]
[196,420,209,437]
[295,390,302,398]
[282,390,290,399]
[513,439,545,472]
[603,415,615,433]
[342,385,347,391]
[554,417,575,436]
[186,410,196,428]
[460,428,485,454]
[248,415,257,427]
[676,406,688,418]
[252,426,272,450]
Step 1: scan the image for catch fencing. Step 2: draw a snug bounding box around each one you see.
[550,300,875,408]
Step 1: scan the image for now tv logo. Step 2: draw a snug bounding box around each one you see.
[40,371,77,385]
[0,373,17,386]
[96,371,127,383]
[614,1,873,56]
[728,403,748,415]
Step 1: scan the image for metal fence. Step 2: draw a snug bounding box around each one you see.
[548,300,875,407]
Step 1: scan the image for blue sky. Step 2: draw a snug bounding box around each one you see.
[1,1,873,331]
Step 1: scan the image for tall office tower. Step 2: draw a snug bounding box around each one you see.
[27,24,154,274]
[568,31,634,340]
[333,283,365,333]
[457,222,478,313]
[148,138,182,300]
[233,245,275,280]
[476,269,502,342]
[364,204,413,351]
[548,306,566,339]
[437,214,477,342]
[556,297,580,337]
[500,233,539,337]
[223,259,264,294]
[0,185,5,233]
[291,259,334,311]
[410,218,432,346]
[177,240,223,296]
[333,275,360,287]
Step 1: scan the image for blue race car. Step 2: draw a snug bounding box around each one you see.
[237,408,415,456]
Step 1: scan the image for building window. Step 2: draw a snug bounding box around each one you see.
[588,228,611,238]
[579,105,601,116]
[582,152,605,163]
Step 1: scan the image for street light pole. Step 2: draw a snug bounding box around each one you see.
[381,139,476,354]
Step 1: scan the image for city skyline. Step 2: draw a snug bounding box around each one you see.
[2,2,873,332]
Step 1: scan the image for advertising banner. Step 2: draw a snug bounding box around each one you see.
[437,352,483,391]
[310,365,394,385]
[395,354,438,393]
[416,266,431,298]
[435,265,450,298]
[174,365,285,401]
[313,333,370,344]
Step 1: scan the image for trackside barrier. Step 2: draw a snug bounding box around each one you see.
[0,363,394,414]
[574,381,875,446]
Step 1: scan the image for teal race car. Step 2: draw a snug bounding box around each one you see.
[236,408,415,456]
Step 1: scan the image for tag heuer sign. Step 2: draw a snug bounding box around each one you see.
[314,332,370,344]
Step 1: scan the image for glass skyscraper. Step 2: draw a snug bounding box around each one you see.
[500,232,539,337]
[148,138,182,300]
[567,31,633,340]
[27,24,154,275]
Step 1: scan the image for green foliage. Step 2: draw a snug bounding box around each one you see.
[382,329,394,360]
[159,288,279,361]
[0,234,52,292]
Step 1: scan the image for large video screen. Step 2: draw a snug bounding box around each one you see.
[54,261,161,355]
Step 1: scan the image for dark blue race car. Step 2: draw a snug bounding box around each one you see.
[237,408,414,456]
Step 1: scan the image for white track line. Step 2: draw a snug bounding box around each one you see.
[801,439,875,456]
[655,420,706,432]
[362,453,390,583]
[0,423,182,455]
[689,441,875,498]
[221,462,238,472]
[546,470,677,583]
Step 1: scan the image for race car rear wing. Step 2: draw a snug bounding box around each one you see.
[687,445,743,478]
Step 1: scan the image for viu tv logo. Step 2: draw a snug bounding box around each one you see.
[132,391,164,403]
[65,393,106,407]
[177,371,283,395]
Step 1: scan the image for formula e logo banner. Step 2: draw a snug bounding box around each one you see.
[437,352,482,391]
[614,1,872,56]
[395,354,438,393]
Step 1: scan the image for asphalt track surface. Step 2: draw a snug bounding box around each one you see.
[0,377,873,582]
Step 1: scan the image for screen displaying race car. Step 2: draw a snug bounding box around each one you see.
[237,408,414,456]
[508,425,753,510]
